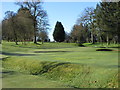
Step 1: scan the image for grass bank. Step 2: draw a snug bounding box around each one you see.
[1,41,119,88]
[3,58,118,88]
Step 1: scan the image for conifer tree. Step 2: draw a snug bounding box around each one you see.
[53,21,65,42]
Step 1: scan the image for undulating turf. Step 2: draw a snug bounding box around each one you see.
[1,41,119,88]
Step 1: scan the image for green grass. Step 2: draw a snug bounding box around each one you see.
[1,41,119,88]
[83,42,119,48]
[2,69,69,88]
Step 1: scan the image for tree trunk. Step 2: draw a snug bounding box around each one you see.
[34,35,37,44]
[15,40,18,45]
[33,17,37,44]
[14,34,18,45]
[86,38,88,43]
[42,40,44,44]
[13,29,18,45]
[22,40,23,44]
[91,32,94,44]
[106,33,109,45]
[100,36,102,43]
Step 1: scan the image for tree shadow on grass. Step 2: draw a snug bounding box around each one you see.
[34,51,71,53]
[2,52,36,56]
[107,65,120,68]
[0,70,15,78]
[0,57,7,60]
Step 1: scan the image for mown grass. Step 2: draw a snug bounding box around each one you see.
[2,69,69,88]
[2,41,77,52]
[3,58,118,88]
[83,43,119,48]
[1,41,119,88]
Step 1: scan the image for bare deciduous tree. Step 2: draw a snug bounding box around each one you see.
[16,0,49,44]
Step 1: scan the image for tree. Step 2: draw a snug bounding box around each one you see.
[77,7,95,44]
[95,2,120,44]
[39,31,48,44]
[0,22,2,44]
[37,10,49,32]
[70,23,86,43]
[2,8,34,45]
[16,8,34,44]
[37,10,49,44]
[16,0,49,44]
[53,21,65,42]
[71,2,119,45]
[2,11,19,45]
[64,32,71,43]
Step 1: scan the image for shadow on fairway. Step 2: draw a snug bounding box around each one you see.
[34,51,71,53]
[2,52,36,56]
[101,65,120,68]
[109,65,120,68]
[1,70,15,78]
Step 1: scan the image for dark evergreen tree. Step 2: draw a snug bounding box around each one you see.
[95,2,120,44]
[53,21,65,42]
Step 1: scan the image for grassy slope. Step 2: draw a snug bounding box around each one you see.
[1,41,119,88]
[2,71,69,88]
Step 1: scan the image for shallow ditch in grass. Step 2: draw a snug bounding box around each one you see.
[2,58,118,88]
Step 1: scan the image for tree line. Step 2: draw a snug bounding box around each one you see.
[53,2,119,45]
[69,1,120,45]
[2,0,49,45]
[2,1,120,45]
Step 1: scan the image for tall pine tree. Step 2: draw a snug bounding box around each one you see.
[95,2,120,44]
[53,21,65,42]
